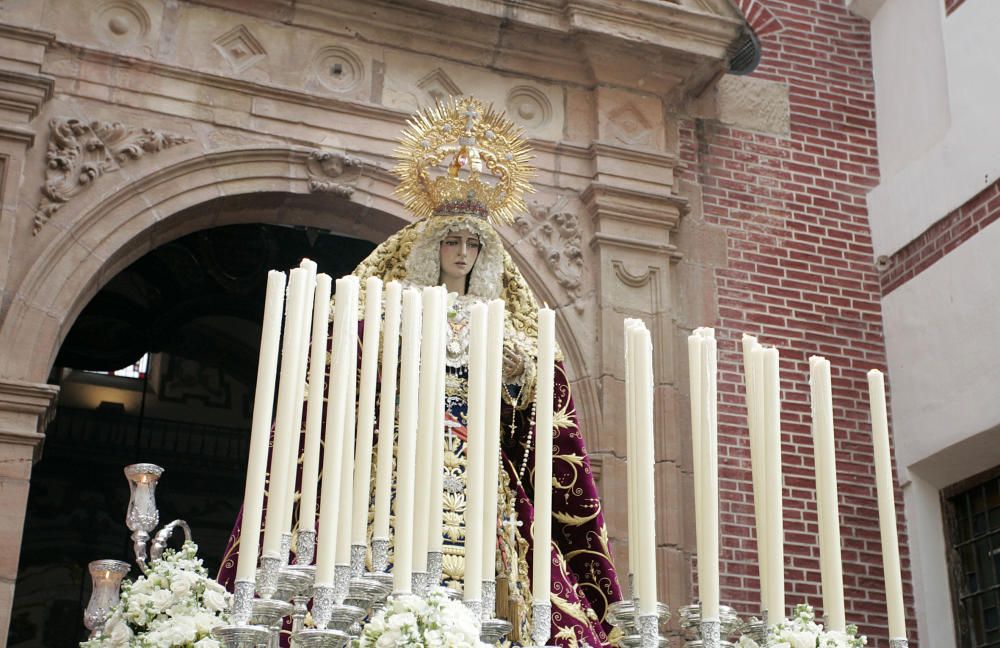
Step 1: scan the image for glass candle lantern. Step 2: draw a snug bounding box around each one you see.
[83,559,130,637]
[125,463,164,571]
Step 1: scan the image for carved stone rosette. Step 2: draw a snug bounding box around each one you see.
[34,118,191,234]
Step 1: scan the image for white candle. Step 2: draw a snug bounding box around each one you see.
[465,302,488,602]
[482,298,506,582]
[262,268,307,559]
[299,274,332,541]
[532,307,555,605]
[632,324,658,616]
[351,277,383,547]
[698,328,720,619]
[413,286,443,572]
[762,347,785,620]
[741,335,769,608]
[373,281,402,541]
[336,277,360,566]
[687,333,705,597]
[236,270,286,581]
[624,320,636,587]
[429,287,448,555]
[809,356,846,631]
[393,288,422,593]
[868,369,906,639]
[282,260,317,537]
[315,277,356,585]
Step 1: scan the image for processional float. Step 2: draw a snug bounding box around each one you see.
[82,97,909,648]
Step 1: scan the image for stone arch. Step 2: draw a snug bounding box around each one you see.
[0,145,577,388]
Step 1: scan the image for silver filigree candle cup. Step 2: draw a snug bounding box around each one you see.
[297,529,317,565]
[607,600,671,636]
[256,554,282,600]
[292,628,350,648]
[333,564,351,604]
[212,624,271,648]
[350,544,367,578]
[230,580,256,626]
[124,463,164,573]
[412,571,429,596]
[427,550,443,587]
[83,559,130,637]
[889,639,909,648]
[371,538,390,572]
[529,601,557,648]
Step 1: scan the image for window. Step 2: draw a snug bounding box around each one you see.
[944,467,1000,647]
[85,353,149,379]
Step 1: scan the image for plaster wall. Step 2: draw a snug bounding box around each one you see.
[881,219,1000,480]
[866,0,1000,257]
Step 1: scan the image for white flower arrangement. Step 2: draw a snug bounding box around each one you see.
[359,587,481,648]
[81,542,231,648]
[737,604,866,648]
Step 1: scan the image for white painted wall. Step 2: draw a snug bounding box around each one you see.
[865,0,1000,258]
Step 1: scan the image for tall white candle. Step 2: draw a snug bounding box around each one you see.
[393,288,422,593]
[742,335,769,608]
[282,260,317,536]
[632,324,658,616]
[624,320,637,588]
[336,277,360,566]
[413,286,443,573]
[315,277,356,585]
[533,307,555,605]
[465,302,488,602]
[299,274,332,541]
[429,287,447,555]
[262,268,307,559]
[809,356,846,631]
[351,277,383,547]
[687,333,705,602]
[482,298,505,583]
[868,369,906,639]
[698,329,720,619]
[236,270,286,581]
[762,347,785,620]
[373,281,402,541]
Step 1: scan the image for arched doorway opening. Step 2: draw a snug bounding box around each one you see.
[9,192,383,647]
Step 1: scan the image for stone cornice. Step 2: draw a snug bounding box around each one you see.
[0,124,36,146]
[0,379,59,446]
[0,23,57,48]
[582,182,688,227]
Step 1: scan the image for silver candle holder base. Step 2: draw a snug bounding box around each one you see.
[607,599,671,637]
[292,628,351,648]
[251,598,294,648]
[279,565,315,639]
[480,617,513,645]
[212,624,271,648]
[679,604,741,648]
[526,601,557,648]
[365,571,395,615]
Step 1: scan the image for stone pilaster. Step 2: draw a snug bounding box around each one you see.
[0,379,58,647]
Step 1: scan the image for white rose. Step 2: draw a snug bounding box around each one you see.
[107,618,133,648]
[203,588,228,613]
[150,588,173,611]
[739,637,761,648]
[788,631,819,648]
[170,570,198,596]
[194,638,221,648]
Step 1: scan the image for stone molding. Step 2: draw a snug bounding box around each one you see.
[305,149,384,197]
[0,69,55,123]
[34,117,193,234]
[0,379,59,461]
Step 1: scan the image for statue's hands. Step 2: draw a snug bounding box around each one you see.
[502,342,524,380]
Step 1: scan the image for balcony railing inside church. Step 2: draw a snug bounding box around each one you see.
[45,406,250,473]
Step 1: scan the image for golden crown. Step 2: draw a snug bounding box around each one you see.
[393,96,534,226]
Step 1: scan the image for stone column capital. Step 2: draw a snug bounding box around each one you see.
[0,379,59,462]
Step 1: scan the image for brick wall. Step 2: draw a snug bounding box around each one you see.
[676,1,916,645]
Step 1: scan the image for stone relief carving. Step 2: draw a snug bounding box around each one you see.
[611,259,656,288]
[34,118,192,234]
[305,150,366,197]
[92,0,151,49]
[213,25,267,73]
[514,198,586,308]
[606,103,654,147]
[506,85,552,129]
[312,46,364,93]
[417,68,462,104]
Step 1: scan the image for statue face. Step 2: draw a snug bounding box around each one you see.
[438,229,481,285]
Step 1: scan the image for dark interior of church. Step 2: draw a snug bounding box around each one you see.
[10,208,375,646]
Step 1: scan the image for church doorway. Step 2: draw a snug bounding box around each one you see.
[8,192,378,647]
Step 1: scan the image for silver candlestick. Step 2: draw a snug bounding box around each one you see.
[889,640,909,648]
[608,600,670,647]
[124,463,164,574]
[297,529,316,565]
[679,604,742,648]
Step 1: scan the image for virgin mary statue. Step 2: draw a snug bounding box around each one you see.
[219,97,622,647]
